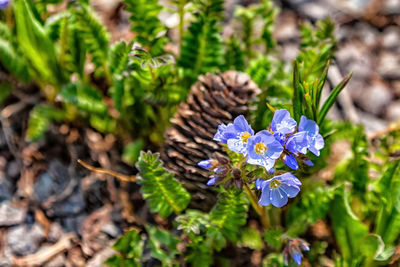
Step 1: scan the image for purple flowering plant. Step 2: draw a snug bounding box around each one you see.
[198,109,324,209]
[198,108,326,266]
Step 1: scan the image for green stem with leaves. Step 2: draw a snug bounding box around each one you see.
[243,182,270,229]
[178,0,186,52]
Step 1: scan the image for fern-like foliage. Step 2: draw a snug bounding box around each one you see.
[13,0,65,87]
[124,0,167,56]
[72,3,110,74]
[176,210,209,235]
[0,39,32,82]
[179,0,224,83]
[59,82,107,114]
[105,229,143,267]
[297,18,336,83]
[136,151,190,218]
[223,36,245,71]
[26,105,65,141]
[210,187,248,242]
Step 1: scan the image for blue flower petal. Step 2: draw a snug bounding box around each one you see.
[265,139,284,159]
[247,157,275,171]
[286,132,309,155]
[299,115,318,134]
[227,138,247,154]
[271,109,297,135]
[258,181,271,206]
[279,183,300,198]
[280,173,302,187]
[233,115,254,135]
[270,189,288,208]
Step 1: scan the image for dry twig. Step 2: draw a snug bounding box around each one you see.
[77,159,136,183]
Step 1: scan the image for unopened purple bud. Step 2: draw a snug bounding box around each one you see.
[282,153,299,170]
[268,168,275,175]
[198,160,212,169]
[303,159,314,167]
[292,252,302,266]
[283,238,310,266]
[207,176,217,186]
[214,166,228,175]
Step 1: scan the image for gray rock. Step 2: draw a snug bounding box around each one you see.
[0,201,26,226]
[382,27,400,50]
[48,222,65,243]
[357,81,393,115]
[33,161,69,203]
[7,224,45,256]
[358,111,388,134]
[0,176,12,203]
[378,52,400,80]
[44,253,66,267]
[6,160,20,180]
[101,223,121,238]
[386,101,400,121]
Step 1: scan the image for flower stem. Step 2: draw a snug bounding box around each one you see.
[243,182,269,229]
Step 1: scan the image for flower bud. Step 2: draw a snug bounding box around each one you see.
[216,155,229,165]
[283,238,310,266]
[232,168,241,179]
[234,178,243,190]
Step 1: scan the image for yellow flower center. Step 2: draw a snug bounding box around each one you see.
[254,142,267,154]
[241,132,251,143]
[270,179,281,189]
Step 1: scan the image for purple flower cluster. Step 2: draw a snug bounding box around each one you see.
[199,109,324,208]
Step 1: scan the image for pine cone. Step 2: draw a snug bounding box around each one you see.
[161,71,260,210]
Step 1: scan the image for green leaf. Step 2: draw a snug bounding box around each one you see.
[292,61,302,122]
[123,0,167,56]
[122,140,144,164]
[109,41,131,75]
[176,210,209,235]
[375,246,395,261]
[146,226,180,266]
[238,227,263,250]
[359,234,384,262]
[89,114,116,133]
[329,184,368,261]
[264,228,283,250]
[0,37,31,83]
[14,0,64,86]
[136,151,190,217]
[317,72,352,125]
[105,229,143,267]
[377,160,400,195]
[210,187,248,242]
[111,75,124,113]
[59,82,107,114]
[179,0,224,83]
[26,105,65,141]
[0,82,12,104]
[72,4,110,71]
